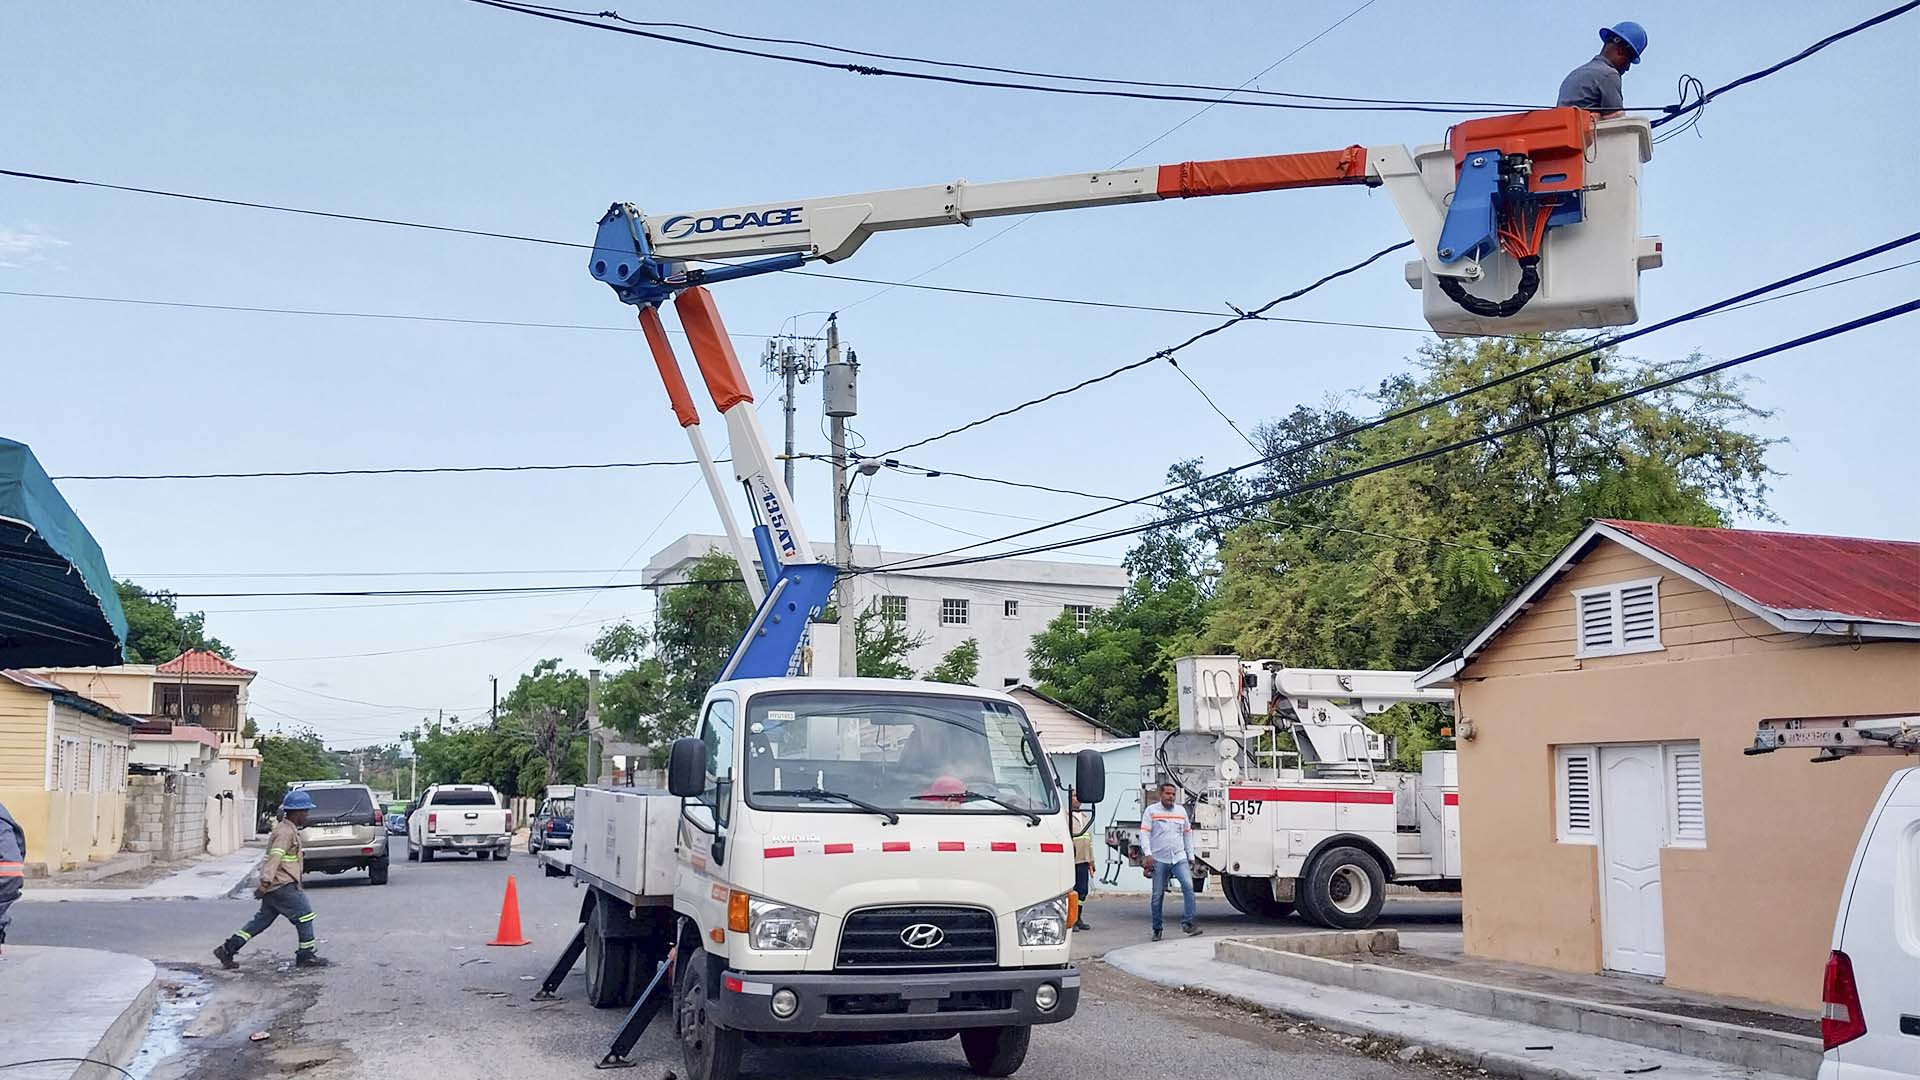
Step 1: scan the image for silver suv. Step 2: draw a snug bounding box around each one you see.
[291,781,390,886]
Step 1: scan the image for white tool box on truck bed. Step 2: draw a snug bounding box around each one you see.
[570,786,679,905]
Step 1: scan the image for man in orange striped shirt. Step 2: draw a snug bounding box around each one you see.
[0,799,24,954]
[1142,782,1202,942]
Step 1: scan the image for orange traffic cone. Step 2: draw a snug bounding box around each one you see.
[488,874,531,947]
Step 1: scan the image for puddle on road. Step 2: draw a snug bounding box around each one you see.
[127,968,211,1079]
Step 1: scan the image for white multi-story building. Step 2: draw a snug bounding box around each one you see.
[643,534,1128,690]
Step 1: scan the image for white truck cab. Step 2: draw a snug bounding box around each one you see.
[565,676,1103,1080]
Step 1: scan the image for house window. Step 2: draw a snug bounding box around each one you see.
[1555,745,1598,844]
[879,595,908,622]
[1572,577,1662,657]
[90,739,110,793]
[941,598,969,626]
[1066,604,1094,630]
[54,736,83,793]
[1002,677,1021,688]
[1665,743,1707,846]
[1555,741,1707,848]
[1003,600,1020,619]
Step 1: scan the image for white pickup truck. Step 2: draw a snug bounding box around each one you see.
[407,783,513,861]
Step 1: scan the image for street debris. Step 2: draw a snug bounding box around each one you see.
[249,1030,271,1042]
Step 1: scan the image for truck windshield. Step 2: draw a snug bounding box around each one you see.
[743,691,1058,817]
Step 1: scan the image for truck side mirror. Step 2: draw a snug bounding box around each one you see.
[667,737,707,798]
[1075,749,1105,805]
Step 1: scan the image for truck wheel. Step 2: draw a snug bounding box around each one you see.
[585,901,635,1008]
[477,849,492,861]
[369,861,390,885]
[1221,876,1255,915]
[677,946,744,1080]
[406,843,418,862]
[421,846,435,863]
[960,1026,1032,1077]
[1298,846,1386,930]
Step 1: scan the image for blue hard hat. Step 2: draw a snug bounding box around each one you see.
[1601,21,1648,64]
[281,789,315,812]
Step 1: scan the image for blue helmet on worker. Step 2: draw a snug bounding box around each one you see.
[1600,21,1647,65]
[281,789,315,812]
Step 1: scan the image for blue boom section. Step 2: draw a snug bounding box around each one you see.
[589,203,805,308]
[722,563,838,680]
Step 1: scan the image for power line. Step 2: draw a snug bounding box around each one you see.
[866,297,1919,574]
[465,0,1532,116]
[52,459,702,481]
[860,231,1920,571]
[872,240,1413,458]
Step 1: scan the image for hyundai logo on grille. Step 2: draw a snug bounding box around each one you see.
[899,923,945,949]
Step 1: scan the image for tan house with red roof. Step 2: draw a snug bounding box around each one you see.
[1418,520,1920,1009]
[35,649,263,853]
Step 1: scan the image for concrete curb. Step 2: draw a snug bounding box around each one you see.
[1217,935,1821,1077]
[1104,937,1801,1080]
[0,946,158,1080]
[82,972,157,1080]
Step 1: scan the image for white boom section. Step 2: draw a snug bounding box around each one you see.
[1267,666,1455,767]
[1750,714,1920,761]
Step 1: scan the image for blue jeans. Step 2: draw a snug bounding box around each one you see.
[1149,859,1197,932]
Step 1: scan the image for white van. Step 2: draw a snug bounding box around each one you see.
[1819,767,1920,1080]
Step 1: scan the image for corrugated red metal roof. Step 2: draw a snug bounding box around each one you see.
[155,649,256,677]
[1599,519,1920,625]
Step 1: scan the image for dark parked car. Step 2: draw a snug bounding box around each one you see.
[526,792,574,854]
[384,812,408,836]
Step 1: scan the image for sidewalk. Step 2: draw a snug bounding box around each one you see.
[0,945,156,1079]
[18,845,260,904]
[1105,934,1809,1080]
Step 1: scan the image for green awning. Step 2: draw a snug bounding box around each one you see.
[0,437,128,666]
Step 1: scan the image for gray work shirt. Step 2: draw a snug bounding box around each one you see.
[1557,55,1624,112]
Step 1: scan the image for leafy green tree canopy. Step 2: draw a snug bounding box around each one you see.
[115,580,231,663]
[922,638,980,685]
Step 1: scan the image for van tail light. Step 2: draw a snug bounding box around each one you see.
[428,812,438,833]
[1821,950,1868,1049]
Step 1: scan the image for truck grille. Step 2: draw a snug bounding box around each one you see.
[835,905,996,970]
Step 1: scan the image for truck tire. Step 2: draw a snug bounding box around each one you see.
[1221,875,1256,915]
[421,846,435,863]
[1223,875,1294,919]
[676,946,744,1080]
[960,1025,1032,1077]
[1297,846,1386,930]
[477,849,492,861]
[406,843,418,862]
[585,900,635,1008]
[369,861,390,885]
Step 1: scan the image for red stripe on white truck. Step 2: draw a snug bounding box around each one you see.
[1226,787,1395,805]
[1443,793,1459,806]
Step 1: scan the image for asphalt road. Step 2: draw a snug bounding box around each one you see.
[13,842,1463,1079]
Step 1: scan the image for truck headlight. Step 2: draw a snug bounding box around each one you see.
[1017,895,1070,947]
[748,898,819,951]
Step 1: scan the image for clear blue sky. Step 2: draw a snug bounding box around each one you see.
[5,2,1916,748]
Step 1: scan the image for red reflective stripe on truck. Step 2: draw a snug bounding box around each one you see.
[937,841,966,852]
[762,846,796,859]
[724,975,744,993]
[1226,787,1395,805]
[1444,793,1459,806]
[1040,843,1065,854]
[882,841,911,853]
[823,843,854,855]
[990,842,1017,852]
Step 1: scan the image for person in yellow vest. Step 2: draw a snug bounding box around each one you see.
[1070,792,1095,931]
[214,789,330,969]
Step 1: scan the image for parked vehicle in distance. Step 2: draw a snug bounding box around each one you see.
[289,780,389,885]
[384,812,408,836]
[1818,766,1920,1080]
[406,783,512,862]
[527,784,575,854]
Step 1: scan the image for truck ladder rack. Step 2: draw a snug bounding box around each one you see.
[1748,714,1920,761]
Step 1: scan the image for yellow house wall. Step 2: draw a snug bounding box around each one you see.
[0,681,130,870]
[1456,540,1920,1009]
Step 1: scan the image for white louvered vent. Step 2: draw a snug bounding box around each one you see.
[1574,577,1662,657]
[1667,744,1706,845]
[1556,746,1598,843]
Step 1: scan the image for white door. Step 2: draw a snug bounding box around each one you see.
[1599,745,1666,976]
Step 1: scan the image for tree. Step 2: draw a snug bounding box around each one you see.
[922,638,980,685]
[497,659,590,791]
[405,713,538,797]
[854,603,923,679]
[257,729,339,817]
[115,581,232,663]
[1027,574,1208,735]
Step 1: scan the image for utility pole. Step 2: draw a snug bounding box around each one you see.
[490,675,499,728]
[823,316,859,676]
[760,335,815,498]
[585,669,606,785]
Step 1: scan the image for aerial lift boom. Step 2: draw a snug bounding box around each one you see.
[595,109,1661,679]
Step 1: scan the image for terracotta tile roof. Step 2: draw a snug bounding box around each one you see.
[155,649,257,677]
[1599,520,1920,625]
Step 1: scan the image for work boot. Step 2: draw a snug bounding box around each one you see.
[1074,919,1092,931]
[1183,923,1203,937]
[294,953,332,968]
[1151,928,1163,942]
[212,943,238,970]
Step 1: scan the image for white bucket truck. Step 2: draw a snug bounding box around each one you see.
[1113,655,1460,929]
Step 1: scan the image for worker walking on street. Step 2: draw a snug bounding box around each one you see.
[0,798,24,956]
[214,789,330,970]
[1558,21,1647,117]
[1142,781,1201,942]
[1070,792,1094,931]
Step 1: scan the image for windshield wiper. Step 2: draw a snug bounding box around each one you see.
[751,788,900,825]
[909,789,1041,826]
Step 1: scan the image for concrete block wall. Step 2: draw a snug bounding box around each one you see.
[124,772,209,861]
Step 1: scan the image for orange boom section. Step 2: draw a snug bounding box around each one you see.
[673,286,755,413]
[1448,107,1594,198]
[1156,146,1373,199]
[637,306,700,428]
